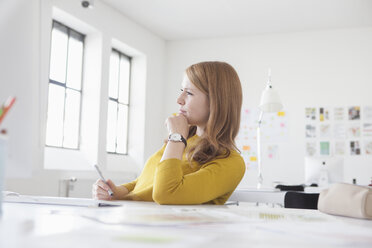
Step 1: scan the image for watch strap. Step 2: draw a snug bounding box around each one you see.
[179,135,187,147]
[168,133,187,147]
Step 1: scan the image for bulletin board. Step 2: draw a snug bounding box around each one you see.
[304,106,372,157]
[235,108,289,170]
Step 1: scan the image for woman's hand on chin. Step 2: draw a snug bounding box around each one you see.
[165,114,189,138]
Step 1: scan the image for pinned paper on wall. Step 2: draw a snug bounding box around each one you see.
[236,108,289,143]
[305,108,316,121]
[363,123,372,136]
[319,107,330,122]
[235,109,257,169]
[305,142,316,157]
[319,124,331,138]
[305,124,316,138]
[260,111,289,143]
[335,141,346,155]
[236,108,289,169]
[348,123,361,138]
[333,123,346,139]
[364,106,372,121]
[241,143,258,169]
[320,141,330,155]
[267,145,279,159]
[348,106,360,120]
[236,141,258,170]
[364,140,372,155]
[238,108,257,140]
[235,109,258,169]
[334,107,345,121]
[350,141,361,155]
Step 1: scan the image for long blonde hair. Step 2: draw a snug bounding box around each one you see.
[185,61,242,165]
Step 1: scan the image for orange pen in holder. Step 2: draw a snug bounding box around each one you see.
[0,97,16,125]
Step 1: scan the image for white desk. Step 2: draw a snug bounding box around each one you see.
[229,188,286,205]
[1,199,372,248]
[230,187,325,206]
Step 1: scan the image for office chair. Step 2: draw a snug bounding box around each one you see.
[274,184,319,209]
[275,184,305,192]
[284,192,319,209]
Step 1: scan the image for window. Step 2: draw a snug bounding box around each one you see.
[106,49,131,154]
[45,21,84,149]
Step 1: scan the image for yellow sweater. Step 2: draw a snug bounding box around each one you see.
[122,135,245,205]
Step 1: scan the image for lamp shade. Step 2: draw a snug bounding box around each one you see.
[259,85,283,113]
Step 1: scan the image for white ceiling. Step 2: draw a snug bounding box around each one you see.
[101,0,372,41]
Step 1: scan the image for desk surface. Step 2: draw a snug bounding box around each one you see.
[1,200,372,248]
[229,188,286,205]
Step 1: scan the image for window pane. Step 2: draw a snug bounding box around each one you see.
[118,55,130,104]
[116,104,128,154]
[63,89,81,149]
[106,100,118,152]
[66,31,83,90]
[49,24,68,83]
[45,84,65,147]
[108,51,119,99]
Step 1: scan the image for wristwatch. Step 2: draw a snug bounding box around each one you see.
[168,133,187,147]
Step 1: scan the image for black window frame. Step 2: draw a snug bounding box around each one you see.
[45,20,85,150]
[107,49,132,155]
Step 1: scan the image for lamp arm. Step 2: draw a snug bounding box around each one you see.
[257,110,264,189]
[258,110,264,126]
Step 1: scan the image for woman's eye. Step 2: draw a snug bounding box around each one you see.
[180,89,192,96]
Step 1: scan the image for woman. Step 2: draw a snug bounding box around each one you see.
[93,61,245,205]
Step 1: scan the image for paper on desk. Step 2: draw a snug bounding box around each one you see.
[3,194,122,207]
[220,206,372,248]
[244,217,372,247]
[81,205,245,227]
[20,227,213,248]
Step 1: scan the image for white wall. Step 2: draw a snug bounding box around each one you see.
[164,27,372,188]
[1,0,166,196]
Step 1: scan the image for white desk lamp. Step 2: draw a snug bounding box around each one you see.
[257,69,283,189]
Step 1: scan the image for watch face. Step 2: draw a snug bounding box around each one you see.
[169,133,181,141]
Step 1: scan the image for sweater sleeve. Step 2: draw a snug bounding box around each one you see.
[122,178,138,192]
[121,144,166,193]
[152,155,245,205]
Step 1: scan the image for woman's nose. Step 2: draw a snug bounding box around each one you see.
[177,93,185,105]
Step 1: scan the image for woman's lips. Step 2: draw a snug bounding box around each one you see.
[179,110,186,115]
